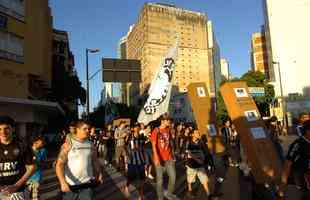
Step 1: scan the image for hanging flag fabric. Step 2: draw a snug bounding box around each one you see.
[137,42,178,125]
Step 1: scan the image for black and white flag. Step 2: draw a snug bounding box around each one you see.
[138,42,178,125]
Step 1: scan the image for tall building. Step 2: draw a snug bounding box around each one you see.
[250,28,269,78]
[207,21,222,97]
[263,0,310,117]
[263,0,310,97]
[126,3,214,98]
[52,29,79,118]
[220,58,229,80]
[120,25,140,106]
[0,0,64,138]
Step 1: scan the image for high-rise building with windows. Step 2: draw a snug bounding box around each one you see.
[250,28,269,79]
[126,3,217,99]
[52,29,79,117]
[0,0,63,138]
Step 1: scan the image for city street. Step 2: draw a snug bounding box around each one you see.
[1,1,310,200]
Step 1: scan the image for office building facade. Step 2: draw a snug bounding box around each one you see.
[126,3,214,98]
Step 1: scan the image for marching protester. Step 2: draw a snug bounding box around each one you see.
[60,122,76,144]
[124,123,146,200]
[105,124,115,169]
[141,124,154,180]
[0,116,36,200]
[27,136,47,200]
[55,120,103,200]
[151,114,179,200]
[184,129,213,199]
[278,120,310,200]
[89,126,100,154]
[97,128,109,165]
[266,116,285,162]
[175,123,184,156]
[114,121,129,171]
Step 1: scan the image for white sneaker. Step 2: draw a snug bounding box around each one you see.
[164,190,180,200]
[147,174,154,180]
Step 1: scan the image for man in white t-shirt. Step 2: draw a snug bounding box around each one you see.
[55,120,103,200]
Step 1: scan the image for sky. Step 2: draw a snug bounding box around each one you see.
[49,0,264,112]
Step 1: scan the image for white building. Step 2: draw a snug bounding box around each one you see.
[207,21,222,97]
[263,0,310,97]
[220,58,229,80]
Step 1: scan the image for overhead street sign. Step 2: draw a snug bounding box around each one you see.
[248,87,265,97]
[102,58,141,83]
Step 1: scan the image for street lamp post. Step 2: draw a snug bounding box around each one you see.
[86,48,100,118]
[272,61,287,134]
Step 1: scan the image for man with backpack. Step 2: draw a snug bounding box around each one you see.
[185,129,213,199]
[151,114,179,200]
[0,116,36,200]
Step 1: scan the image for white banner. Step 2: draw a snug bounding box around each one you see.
[137,42,178,125]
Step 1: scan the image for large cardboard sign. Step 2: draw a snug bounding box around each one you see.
[187,83,225,154]
[220,81,282,184]
[113,118,131,128]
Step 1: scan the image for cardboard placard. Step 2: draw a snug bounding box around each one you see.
[187,82,225,154]
[220,81,282,184]
[113,118,131,128]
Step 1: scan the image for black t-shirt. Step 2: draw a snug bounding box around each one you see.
[185,140,206,169]
[0,140,35,187]
[286,137,310,173]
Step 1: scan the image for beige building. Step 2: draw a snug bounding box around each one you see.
[126,3,215,102]
[250,30,269,79]
[0,0,63,138]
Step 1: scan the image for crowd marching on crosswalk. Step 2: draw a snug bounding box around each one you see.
[0,114,309,200]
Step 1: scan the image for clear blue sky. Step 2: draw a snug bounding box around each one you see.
[49,0,264,112]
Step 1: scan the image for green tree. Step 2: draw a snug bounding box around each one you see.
[240,70,275,116]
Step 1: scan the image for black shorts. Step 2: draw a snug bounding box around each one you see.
[127,164,145,183]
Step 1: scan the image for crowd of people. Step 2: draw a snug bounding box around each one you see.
[0,114,309,200]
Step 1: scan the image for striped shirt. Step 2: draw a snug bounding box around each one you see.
[126,135,145,165]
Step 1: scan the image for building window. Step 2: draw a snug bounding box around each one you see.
[0,15,7,28]
[0,0,25,21]
[0,31,24,62]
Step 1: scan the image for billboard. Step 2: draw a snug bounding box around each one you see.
[102,58,141,83]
